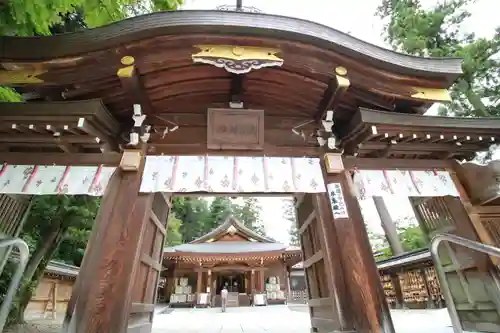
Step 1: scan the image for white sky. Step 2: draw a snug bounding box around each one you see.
[184,0,499,243]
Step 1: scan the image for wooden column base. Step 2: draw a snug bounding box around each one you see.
[325,170,395,333]
[65,160,171,333]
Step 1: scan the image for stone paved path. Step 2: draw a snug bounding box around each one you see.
[152,305,467,333]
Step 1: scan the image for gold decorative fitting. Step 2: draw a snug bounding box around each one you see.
[192,45,284,74]
[121,56,135,66]
[335,66,347,76]
[411,87,451,102]
[0,65,46,84]
[336,75,350,89]
[117,65,135,78]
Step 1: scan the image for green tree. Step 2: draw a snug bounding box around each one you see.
[165,213,183,246]
[172,197,211,242]
[205,197,233,232]
[1,195,99,325]
[377,0,500,117]
[283,198,299,246]
[232,197,265,236]
[0,0,184,102]
[0,0,183,36]
[398,225,428,251]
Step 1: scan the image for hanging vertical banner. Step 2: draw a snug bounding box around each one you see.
[327,182,348,219]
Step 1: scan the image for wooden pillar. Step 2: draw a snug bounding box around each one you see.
[245,272,250,294]
[207,269,212,294]
[258,270,265,292]
[250,269,255,293]
[373,196,404,256]
[196,269,203,295]
[284,266,291,303]
[64,150,171,333]
[324,166,395,333]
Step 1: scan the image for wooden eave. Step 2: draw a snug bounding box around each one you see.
[163,250,291,262]
[339,108,500,160]
[0,11,462,77]
[0,99,121,154]
[0,11,462,134]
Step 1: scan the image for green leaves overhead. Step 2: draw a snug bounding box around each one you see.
[377,0,500,117]
[0,0,184,36]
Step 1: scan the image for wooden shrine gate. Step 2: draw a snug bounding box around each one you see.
[2,8,500,333]
[43,153,393,333]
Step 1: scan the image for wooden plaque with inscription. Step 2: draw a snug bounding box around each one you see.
[207,108,265,150]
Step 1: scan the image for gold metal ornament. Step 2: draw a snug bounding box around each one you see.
[411,87,452,102]
[192,45,284,74]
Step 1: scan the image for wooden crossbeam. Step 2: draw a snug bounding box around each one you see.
[229,73,244,103]
[315,66,350,122]
[0,133,99,144]
[0,152,121,166]
[116,56,155,114]
[342,156,452,170]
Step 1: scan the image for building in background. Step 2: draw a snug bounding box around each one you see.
[160,216,301,307]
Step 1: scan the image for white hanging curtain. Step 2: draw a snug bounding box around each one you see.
[139,155,326,193]
[0,164,116,196]
[352,169,459,200]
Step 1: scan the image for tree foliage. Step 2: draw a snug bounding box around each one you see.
[172,197,266,243]
[377,0,500,117]
[0,0,183,36]
[232,197,265,236]
[0,195,99,325]
[0,0,184,102]
[367,216,428,260]
[284,198,300,246]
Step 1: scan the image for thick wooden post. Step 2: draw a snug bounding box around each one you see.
[207,269,212,294]
[67,150,170,333]
[283,264,290,302]
[250,269,255,293]
[259,270,265,292]
[373,196,404,255]
[324,167,395,333]
[196,269,203,295]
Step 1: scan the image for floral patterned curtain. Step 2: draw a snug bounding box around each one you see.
[139,156,326,193]
[353,169,459,200]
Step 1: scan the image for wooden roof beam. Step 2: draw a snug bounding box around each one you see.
[229,73,244,104]
[116,56,155,115]
[0,152,121,166]
[315,66,350,122]
[347,88,395,111]
[76,118,118,152]
[361,141,483,154]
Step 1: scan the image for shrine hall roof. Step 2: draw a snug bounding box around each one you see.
[164,241,289,254]
[190,215,274,244]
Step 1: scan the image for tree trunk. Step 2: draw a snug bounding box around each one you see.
[23,228,62,283]
[9,228,66,324]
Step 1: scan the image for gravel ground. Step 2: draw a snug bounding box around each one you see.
[4,322,60,333]
[4,316,62,333]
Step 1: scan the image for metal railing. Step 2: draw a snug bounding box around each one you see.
[430,233,500,333]
[0,237,29,332]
